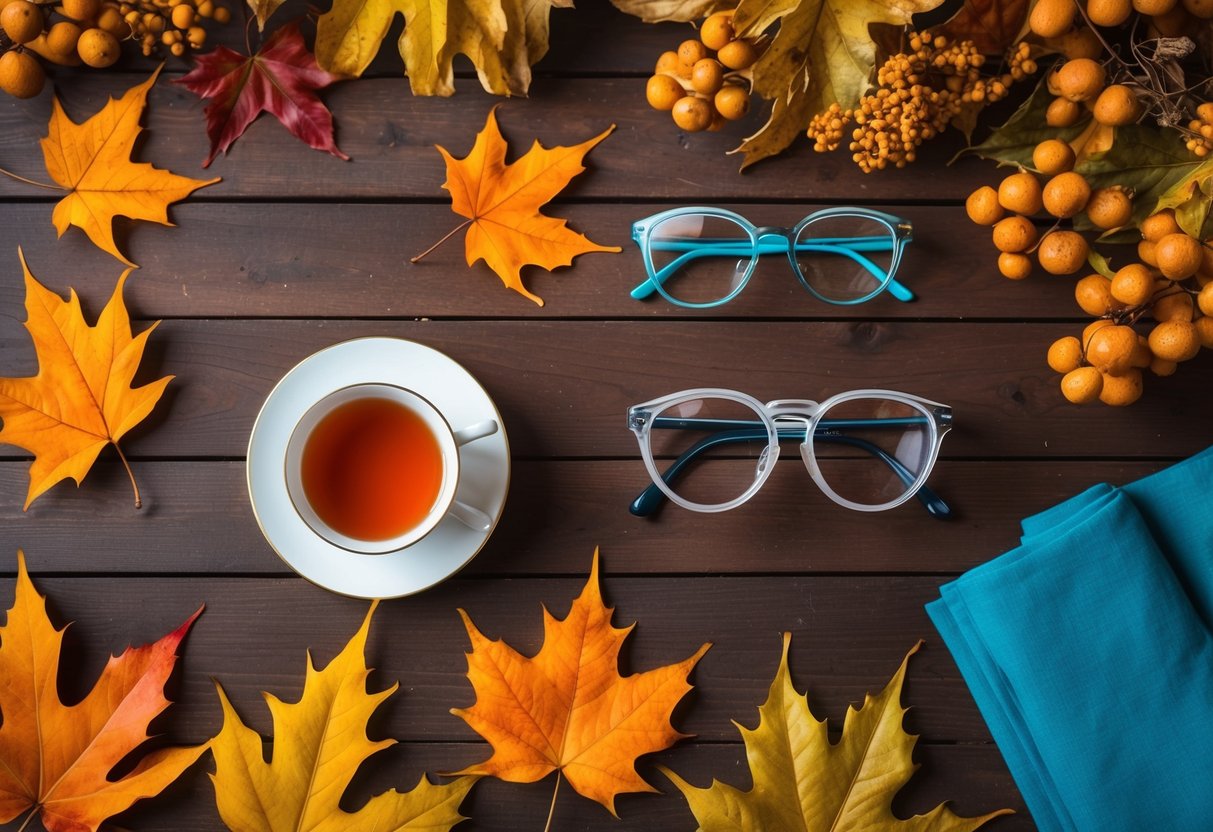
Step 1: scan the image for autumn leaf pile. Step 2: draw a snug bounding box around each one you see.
[0,549,1012,829]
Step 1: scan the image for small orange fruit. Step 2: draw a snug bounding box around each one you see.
[1086,323,1138,374]
[1099,369,1143,406]
[1148,320,1201,361]
[1061,366,1104,404]
[1047,335,1084,373]
[0,48,44,98]
[77,26,119,67]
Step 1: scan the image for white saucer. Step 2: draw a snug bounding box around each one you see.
[246,337,510,598]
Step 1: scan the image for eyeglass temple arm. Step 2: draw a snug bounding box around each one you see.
[629,420,950,519]
[630,237,915,302]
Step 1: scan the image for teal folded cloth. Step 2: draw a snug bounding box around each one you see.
[928,446,1213,832]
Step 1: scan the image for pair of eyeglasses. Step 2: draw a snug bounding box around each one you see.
[627,388,952,517]
[629,207,916,309]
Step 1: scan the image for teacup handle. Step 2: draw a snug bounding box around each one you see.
[449,500,492,532]
[453,419,498,446]
[448,419,498,532]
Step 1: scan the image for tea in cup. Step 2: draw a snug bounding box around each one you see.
[284,384,498,553]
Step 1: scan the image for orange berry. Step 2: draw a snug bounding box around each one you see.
[1155,232,1203,279]
[1047,97,1082,127]
[700,11,734,51]
[1048,335,1084,373]
[1195,316,1213,348]
[1149,319,1201,361]
[999,171,1043,215]
[1141,210,1181,241]
[1033,139,1076,175]
[1057,58,1105,102]
[998,252,1033,280]
[677,39,708,67]
[966,186,1004,225]
[671,96,712,132]
[646,74,684,111]
[690,58,724,95]
[714,85,750,120]
[77,26,119,67]
[1061,366,1104,404]
[1,0,41,44]
[1043,171,1092,218]
[1038,230,1089,275]
[60,0,99,19]
[0,48,44,98]
[717,38,757,70]
[1198,281,1213,316]
[1093,84,1141,125]
[1075,274,1120,317]
[1152,289,1195,322]
[1099,368,1143,406]
[1110,263,1155,306]
[1085,187,1132,230]
[1086,323,1138,374]
[992,215,1038,252]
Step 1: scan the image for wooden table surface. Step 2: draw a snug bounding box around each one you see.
[3,6,1211,830]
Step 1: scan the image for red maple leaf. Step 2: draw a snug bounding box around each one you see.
[177,22,349,167]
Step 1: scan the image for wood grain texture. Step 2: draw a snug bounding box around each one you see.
[0,460,1174,575]
[0,203,1084,320]
[0,574,996,743]
[1,320,1206,462]
[0,76,988,201]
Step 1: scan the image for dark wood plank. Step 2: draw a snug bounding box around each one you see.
[0,203,1086,320]
[0,76,991,201]
[103,742,1032,831]
[0,460,1173,575]
[2,320,1207,460]
[0,575,998,744]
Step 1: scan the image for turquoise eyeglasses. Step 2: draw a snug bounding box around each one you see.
[629,206,916,309]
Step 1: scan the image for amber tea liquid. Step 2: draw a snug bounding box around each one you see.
[300,397,445,542]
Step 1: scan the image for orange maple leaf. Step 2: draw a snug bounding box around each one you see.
[40,65,219,267]
[451,548,710,817]
[0,551,207,832]
[415,106,621,306]
[0,251,172,509]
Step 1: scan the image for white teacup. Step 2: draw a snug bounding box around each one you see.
[284,383,498,554]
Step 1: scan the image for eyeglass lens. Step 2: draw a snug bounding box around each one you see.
[793,215,896,302]
[647,213,754,305]
[647,396,771,507]
[811,397,931,507]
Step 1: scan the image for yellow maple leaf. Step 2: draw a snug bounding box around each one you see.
[415,106,620,306]
[662,634,1013,831]
[0,251,172,509]
[451,548,710,817]
[0,550,207,832]
[731,0,946,169]
[210,600,476,831]
[40,65,219,267]
[315,0,569,96]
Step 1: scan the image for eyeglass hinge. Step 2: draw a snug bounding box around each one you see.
[628,410,650,430]
[934,407,953,426]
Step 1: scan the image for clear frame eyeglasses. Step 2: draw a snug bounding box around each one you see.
[629,206,916,309]
[627,388,952,517]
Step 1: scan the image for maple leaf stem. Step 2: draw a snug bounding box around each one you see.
[112,441,142,509]
[542,771,561,832]
[15,806,36,832]
[410,220,472,264]
[0,165,64,192]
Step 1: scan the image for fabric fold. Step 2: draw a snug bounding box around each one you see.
[928,447,1213,832]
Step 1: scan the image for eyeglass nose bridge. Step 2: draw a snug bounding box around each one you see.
[765,399,820,418]
[754,228,793,252]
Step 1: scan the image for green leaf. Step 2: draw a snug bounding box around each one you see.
[963,77,1212,241]
[1087,247,1115,279]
